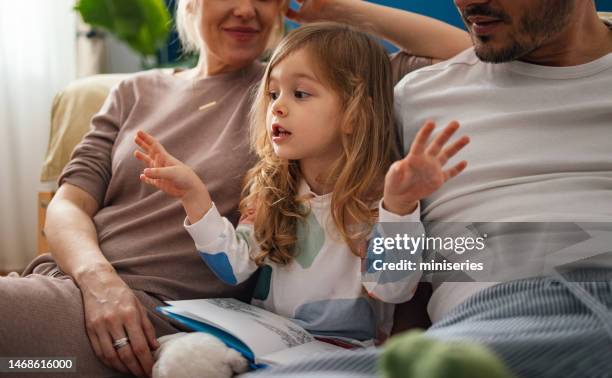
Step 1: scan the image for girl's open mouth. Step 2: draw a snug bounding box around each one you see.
[271,124,292,143]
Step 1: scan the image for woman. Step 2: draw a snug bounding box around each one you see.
[0,1,469,377]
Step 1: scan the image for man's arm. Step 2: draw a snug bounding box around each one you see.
[288,0,471,60]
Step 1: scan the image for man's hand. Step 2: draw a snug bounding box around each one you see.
[383,121,469,215]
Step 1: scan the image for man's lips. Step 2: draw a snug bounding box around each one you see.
[466,16,501,24]
[466,16,503,35]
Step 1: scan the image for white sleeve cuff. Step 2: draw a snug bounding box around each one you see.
[378,200,420,223]
[184,203,227,248]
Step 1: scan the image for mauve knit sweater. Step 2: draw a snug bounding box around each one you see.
[58,63,264,302]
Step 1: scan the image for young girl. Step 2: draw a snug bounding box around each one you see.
[135,22,468,343]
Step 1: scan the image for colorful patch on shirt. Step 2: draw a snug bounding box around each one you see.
[292,298,377,341]
[198,251,237,285]
[253,264,272,301]
[295,212,325,269]
[236,225,254,251]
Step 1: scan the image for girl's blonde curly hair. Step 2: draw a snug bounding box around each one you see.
[243,22,400,266]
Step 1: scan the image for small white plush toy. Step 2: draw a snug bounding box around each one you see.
[153,332,249,378]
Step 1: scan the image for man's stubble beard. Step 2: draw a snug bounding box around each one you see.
[471,0,575,63]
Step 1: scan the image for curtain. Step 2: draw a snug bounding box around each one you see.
[76,17,108,77]
[0,0,76,271]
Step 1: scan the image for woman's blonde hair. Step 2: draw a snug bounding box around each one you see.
[244,22,400,266]
[176,0,287,54]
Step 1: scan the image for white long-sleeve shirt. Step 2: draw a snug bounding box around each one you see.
[185,180,422,341]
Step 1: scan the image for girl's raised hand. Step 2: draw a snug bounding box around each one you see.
[383,121,469,215]
[133,130,203,199]
[134,130,212,223]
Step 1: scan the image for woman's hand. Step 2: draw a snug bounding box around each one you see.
[79,268,159,377]
[383,121,469,215]
[134,130,212,223]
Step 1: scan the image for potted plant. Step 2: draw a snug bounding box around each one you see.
[75,0,171,67]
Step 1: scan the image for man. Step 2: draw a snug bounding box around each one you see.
[249,1,612,377]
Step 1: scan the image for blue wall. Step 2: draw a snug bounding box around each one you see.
[374,0,612,30]
[289,0,612,52]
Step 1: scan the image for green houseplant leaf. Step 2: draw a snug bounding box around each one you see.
[75,0,171,57]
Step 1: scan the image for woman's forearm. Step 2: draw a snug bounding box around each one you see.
[319,0,471,59]
[44,184,117,288]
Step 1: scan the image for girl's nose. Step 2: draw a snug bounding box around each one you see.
[233,0,256,19]
[272,102,288,117]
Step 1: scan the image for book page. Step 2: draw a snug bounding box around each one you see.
[257,340,348,366]
[165,298,314,358]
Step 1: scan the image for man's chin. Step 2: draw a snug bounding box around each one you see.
[473,42,524,64]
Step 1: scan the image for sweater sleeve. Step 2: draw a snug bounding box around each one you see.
[361,200,424,304]
[57,82,126,207]
[184,203,259,286]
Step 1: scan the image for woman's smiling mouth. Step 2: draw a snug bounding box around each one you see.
[223,26,260,41]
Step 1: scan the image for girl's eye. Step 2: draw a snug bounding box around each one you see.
[268,91,279,100]
[294,90,310,99]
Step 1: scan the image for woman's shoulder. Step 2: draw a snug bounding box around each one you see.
[112,68,178,91]
[114,62,266,95]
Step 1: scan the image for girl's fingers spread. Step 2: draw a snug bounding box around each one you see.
[134,136,150,152]
[427,121,460,156]
[154,153,163,169]
[137,130,167,156]
[136,130,154,144]
[134,150,153,166]
[140,175,162,190]
[410,121,435,155]
[444,161,468,181]
[438,136,470,166]
[143,167,174,180]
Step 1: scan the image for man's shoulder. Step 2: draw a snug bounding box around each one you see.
[395,48,481,93]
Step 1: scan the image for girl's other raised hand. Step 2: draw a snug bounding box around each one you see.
[383,121,470,215]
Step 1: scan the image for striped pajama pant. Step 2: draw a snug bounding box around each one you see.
[246,269,612,378]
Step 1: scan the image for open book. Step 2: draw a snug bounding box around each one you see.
[158,298,365,368]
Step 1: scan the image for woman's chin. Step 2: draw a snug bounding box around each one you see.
[223,48,266,67]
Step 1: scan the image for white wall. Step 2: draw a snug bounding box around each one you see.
[106,35,142,74]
